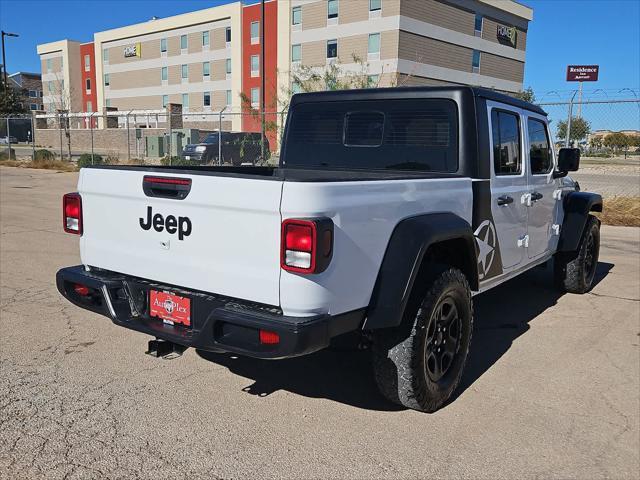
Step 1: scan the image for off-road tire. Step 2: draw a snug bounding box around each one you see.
[554,215,600,294]
[371,267,473,413]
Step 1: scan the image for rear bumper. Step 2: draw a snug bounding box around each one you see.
[56,265,363,359]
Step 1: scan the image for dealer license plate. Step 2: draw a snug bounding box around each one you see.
[149,290,191,327]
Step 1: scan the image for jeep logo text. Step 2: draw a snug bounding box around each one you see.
[140,206,192,240]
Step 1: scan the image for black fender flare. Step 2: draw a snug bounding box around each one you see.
[363,213,478,330]
[558,191,602,253]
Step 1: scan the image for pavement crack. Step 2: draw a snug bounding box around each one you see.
[587,291,639,302]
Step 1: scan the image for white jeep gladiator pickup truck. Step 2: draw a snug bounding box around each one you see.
[57,87,602,412]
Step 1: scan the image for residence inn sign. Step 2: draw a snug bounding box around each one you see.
[566,65,600,82]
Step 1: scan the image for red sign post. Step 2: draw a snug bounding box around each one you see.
[566,65,599,82]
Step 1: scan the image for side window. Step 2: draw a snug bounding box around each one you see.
[491,109,521,175]
[527,118,552,174]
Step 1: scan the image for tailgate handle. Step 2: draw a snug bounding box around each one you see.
[143,176,192,200]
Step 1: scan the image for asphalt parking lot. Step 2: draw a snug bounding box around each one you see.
[1,166,639,479]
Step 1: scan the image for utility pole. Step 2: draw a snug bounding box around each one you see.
[1,31,19,89]
[576,81,583,118]
[260,0,266,163]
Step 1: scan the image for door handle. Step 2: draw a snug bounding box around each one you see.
[531,192,543,202]
[497,195,514,206]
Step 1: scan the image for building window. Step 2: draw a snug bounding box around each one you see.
[226,58,232,74]
[162,95,168,108]
[472,50,481,72]
[104,74,110,86]
[181,64,188,79]
[292,44,301,63]
[40,104,44,110]
[226,90,232,106]
[86,101,93,112]
[48,81,53,93]
[225,27,231,43]
[327,39,337,59]
[250,55,259,77]
[202,31,209,47]
[182,93,189,108]
[161,66,168,81]
[30,103,38,110]
[327,0,338,19]
[204,91,211,107]
[368,74,379,86]
[84,54,90,72]
[474,14,483,35]
[291,82,301,94]
[180,34,188,50]
[368,33,380,55]
[203,62,210,78]
[85,78,91,91]
[251,87,259,107]
[46,58,52,72]
[250,21,260,43]
[102,49,109,63]
[29,90,37,98]
[39,91,43,97]
[106,99,111,108]
[491,109,521,175]
[370,0,381,11]
[161,38,167,52]
[292,6,302,25]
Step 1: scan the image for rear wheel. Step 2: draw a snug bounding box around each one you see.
[554,215,600,294]
[372,267,473,412]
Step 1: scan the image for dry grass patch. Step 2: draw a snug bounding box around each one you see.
[596,196,640,227]
[0,158,77,172]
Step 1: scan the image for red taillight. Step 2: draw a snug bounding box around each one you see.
[73,284,90,296]
[63,193,82,235]
[259,329,280,345]
[281,218,333,274]
[285,224,313,252]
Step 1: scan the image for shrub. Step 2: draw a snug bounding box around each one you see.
[77,153,104,168]
[0,148,16,161]
[34,149,56,161]
[161,156,190,166]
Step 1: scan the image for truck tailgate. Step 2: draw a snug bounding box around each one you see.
[78,168,283,306]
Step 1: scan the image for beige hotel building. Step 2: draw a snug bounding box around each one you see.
[36,0,533,129]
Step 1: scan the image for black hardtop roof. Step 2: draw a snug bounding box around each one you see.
[290,85,546,116]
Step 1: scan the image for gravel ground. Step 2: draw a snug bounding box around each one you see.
[1,167,639,479]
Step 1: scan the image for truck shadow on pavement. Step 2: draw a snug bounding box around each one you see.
[197,261,613,413]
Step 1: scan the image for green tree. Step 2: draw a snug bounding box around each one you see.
[238,54,390,157]
[556,116,591,144]
[0,86,28,115]
[513,86,535,103]
[603,132,631,158]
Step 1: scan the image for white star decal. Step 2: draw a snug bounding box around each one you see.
[474,220,497,279]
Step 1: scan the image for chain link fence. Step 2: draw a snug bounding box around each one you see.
[0,109,287,167]
[538,98,640,151]
[1,98,638,179]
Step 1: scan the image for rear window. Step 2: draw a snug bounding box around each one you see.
[283,99,458,172]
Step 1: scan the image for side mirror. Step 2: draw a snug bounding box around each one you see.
[554,148,580,178]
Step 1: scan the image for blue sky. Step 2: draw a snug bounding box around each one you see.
[0,0,638,100]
